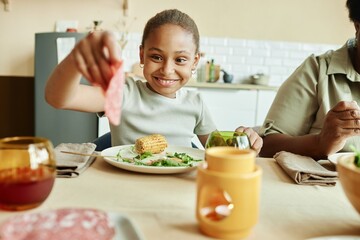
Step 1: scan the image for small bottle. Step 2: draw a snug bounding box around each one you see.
[205,61,210,82]
[197,52,207,83]
[209,59,215,83]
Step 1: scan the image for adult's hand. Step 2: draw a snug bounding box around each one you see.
[235,126,263,155]
[318,101,360,155]
[70,31,122,90]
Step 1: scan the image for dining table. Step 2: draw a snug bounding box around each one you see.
[0,156,360,240]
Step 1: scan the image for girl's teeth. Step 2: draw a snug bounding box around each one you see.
[159,80,175,85]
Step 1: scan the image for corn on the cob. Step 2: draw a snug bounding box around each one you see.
[135,134,168,154]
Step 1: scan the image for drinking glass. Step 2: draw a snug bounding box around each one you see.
[0,137,56,211]
[205,131,250,150]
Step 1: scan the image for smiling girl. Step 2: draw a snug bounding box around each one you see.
[45,9,262,152]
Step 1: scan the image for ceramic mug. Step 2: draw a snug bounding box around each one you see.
[196,147,262,239]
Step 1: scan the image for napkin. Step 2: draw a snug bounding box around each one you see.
[273,151,338,186]
[54,143,97,178]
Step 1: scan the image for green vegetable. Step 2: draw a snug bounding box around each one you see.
[135,151,153,160]
[170,152,202,164]
[122,158,133,163]
[349,145,360,168]
[355,155,360,168]
[116,151,121,159]
[149,159,186,167]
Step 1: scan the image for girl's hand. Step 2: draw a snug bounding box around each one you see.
[318,101,360,156]
[70,31,122,90]
[235,126,263,155]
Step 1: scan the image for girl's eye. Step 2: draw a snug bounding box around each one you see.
[176,58,187,64]
[150,55,162,62]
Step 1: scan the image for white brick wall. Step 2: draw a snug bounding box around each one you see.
[120,33,340,87]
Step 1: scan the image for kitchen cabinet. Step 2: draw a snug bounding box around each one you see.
[185,83,277,130]
[256,90,277,126]
[193,88,257,130]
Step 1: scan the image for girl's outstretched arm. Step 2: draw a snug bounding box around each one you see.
[45,31,122,113]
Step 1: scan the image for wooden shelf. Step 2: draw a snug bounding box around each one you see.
[126,74,279,91]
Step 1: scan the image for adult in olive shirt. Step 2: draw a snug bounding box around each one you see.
[260,0,360,159]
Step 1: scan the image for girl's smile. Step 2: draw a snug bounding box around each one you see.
[154,78,179,87]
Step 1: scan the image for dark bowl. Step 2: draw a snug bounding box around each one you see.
[223,74,234,83]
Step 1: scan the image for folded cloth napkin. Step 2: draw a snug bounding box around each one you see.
[54,143,97,178]
[273,151,338,186]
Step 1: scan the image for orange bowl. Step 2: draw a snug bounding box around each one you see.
[337,155,360,214]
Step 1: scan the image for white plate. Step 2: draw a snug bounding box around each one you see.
[328,152,354,165]
[101,145,204,174]
[109,213,144,240]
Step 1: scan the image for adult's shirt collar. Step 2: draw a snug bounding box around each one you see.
[327,38,360,82]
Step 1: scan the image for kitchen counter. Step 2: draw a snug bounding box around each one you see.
[183,81,278,130]
[125,72,278,91]
[186,81,278,91]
